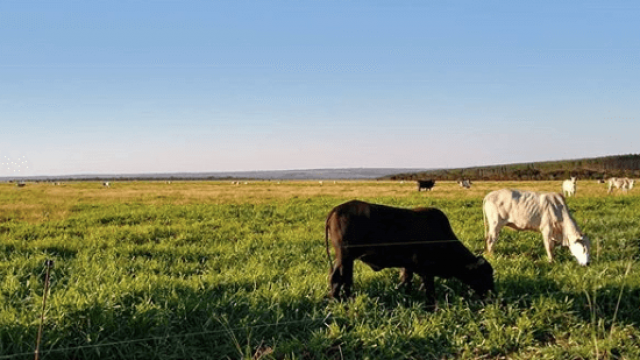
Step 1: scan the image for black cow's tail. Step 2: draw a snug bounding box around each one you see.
[325,209,335,271]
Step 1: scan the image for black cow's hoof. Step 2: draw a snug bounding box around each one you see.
[424,304,438,312]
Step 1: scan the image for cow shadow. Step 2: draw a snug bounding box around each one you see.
[354,270,488,310]
[4,278,334,359]
[10,272,456,360]
[497,272,640,329]
[354,264,640,329]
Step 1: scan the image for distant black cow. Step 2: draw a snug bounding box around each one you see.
[417,179,435,191]
[325,200,494,309]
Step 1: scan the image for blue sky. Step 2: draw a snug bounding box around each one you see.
[1,0,638,176]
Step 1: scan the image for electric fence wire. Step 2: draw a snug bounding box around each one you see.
[0,227,634,358]
[1,275,635,360]
[0,316,333,360]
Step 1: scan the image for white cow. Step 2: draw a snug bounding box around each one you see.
[102,182,110,188]
[607,177,635,194]
[562,177,577,197]
[483,189,590,265]
[458,179,472,189]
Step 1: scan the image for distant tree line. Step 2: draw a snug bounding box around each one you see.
[383,154,640,181]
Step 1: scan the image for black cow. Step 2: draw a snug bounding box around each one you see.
[417,179,435,191]
[325,200,494,309]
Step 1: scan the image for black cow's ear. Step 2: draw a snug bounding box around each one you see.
[466,257,483,270]
[466,256,486,270]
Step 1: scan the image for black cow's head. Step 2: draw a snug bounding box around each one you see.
[461,256,495,298]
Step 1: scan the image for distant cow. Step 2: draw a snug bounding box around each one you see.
[483,189,590,266]
[458,179,472,189]
[417,179,436,192]
[102,182,110,187]
[325,200,494,308]
[607,177,635,194]
[562,177,577,197]
[16,183,26,188]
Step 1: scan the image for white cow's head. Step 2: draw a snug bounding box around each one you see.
[569,235,591,266]
[570,176,577,183]
[629,180,635,190]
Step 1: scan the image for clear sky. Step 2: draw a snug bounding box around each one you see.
[1,0,638,176]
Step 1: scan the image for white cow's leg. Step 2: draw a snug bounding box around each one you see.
[485,221,503,254]
[541,227,555,263]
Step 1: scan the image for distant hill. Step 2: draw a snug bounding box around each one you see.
[381,154,640,181]
[0,168,429,182]
[4,155,639,182]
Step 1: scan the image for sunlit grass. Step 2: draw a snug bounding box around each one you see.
[0,180,638,359]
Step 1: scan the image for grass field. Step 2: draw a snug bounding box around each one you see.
[0,180,639,359]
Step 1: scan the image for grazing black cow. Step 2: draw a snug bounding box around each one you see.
[325,200,494,309]
[417,179,435,191]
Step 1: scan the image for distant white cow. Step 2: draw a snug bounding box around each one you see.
[562,177,577,197]
[607,177,635,194]
[102,182,110,188]
[458,179,471,189]
[483,189,590,266]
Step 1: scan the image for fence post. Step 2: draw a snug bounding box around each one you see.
[35,260,54,360]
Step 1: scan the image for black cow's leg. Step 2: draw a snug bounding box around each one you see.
[329,261,343,299]
[329,257,354,300]
[419,274,437,311]
[397,268,414,291]
[342,259,354,298]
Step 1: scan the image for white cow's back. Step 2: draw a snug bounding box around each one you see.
[483,189,544,231]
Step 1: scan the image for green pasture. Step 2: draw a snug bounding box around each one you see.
[0,180,639,359]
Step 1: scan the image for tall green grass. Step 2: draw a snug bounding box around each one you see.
[0,181,638,359]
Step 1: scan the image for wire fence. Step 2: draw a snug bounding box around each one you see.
[1,283,636,360]
[0,317,332,360]
[1,225,637,359]
[0,256,635,360]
